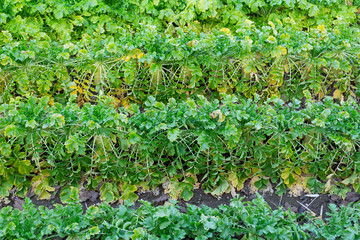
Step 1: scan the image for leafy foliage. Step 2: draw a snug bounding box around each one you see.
[0,195,359,239]
[0,94,359,201]
[0,0,359,104]
[1,0,360,221]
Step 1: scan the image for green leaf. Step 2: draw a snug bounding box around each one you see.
[337,111,350,120]
[308,4,319,17]
[167,128,181,142]
[131,228,147,239]
[0,143,11,157]
[65,135,85,154]
[128,132,141,145]
[18,160,34,175]
[353,178,360,194]
[121,183,138,202]
[342,227,357,240]
[180,185,193,201]
[89,226,100,235]
[195,0,211,12]
[211,179,229,196]
[60,186,80,204]
[197,133,209,151]
[0,180,13,197]
[106,42,117,53]
[6,222,16,231]
[201,215,218,230]
[4,124,17,137]
[117,113,128,123]
[266,36,277,44]
[119,135,130,150]
[100,182,119,203]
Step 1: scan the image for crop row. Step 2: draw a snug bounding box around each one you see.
[2,0,358,38]
[1,0,360,104]
[1,23,360,104]
[0,94,359,201]
[1,195,360,240]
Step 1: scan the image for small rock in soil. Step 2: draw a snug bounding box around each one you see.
[80,190,99,202]
[284,202,297,212]
[284,202,292,209]
[249,194,257,200]
[345,192,360,203]
[14,197,25,211]
[330,194,342,203]
[297,205,306,214]
[177,202,187,213]
[240,183,250,196]
[290,206,298,213]
[153,188,160,196]
[153,194,169,206]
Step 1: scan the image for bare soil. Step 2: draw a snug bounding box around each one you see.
[1,181,359,219]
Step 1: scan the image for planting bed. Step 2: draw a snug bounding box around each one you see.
[1,0,360,239]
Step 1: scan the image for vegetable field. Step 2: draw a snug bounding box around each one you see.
[1,0,360,239]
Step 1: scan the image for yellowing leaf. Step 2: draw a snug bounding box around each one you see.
[32,174,55,200]
[18,160,34,175]
[209,109,225,122]
[266,36,277,44]
[121,97,130,109]
[281,168,291,180]
[70,90,78,95]
[164,179,182,200]
[218,113,225,122]
[324,174,334,193]
[60,186,80,204]
[333,89,342,99]
[278,45,287,55]
[100,182,119,203]
[120,183,138,202]
[0,180,13,197]
[317,25,326,33]
[228,171,245,191]
[284,64,289,73]
[106,42,117,53]
[271,45,287,58]
[1,56,12,66]
[137,52,144,59]
[244,19,253,25]
[186,40,198,47]
[288,176,310,197]
[248,175,260,194]
[211,179,230,196]
[220,28,231,35]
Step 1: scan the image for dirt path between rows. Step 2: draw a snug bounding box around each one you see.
[2,181,359,220]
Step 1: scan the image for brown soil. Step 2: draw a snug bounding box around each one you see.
[1,182,359,220]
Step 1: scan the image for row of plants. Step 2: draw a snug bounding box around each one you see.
[1,0,359,105]
[0,94,359,202]
[1,21,360,105]
[2,0,358,39]
[1,195,360,240]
